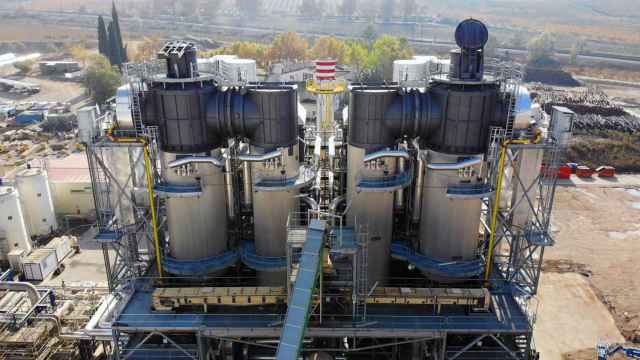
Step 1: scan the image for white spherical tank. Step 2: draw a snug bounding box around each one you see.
[0,186,32,258]
[15,168,58,236]
[392,58,427,83]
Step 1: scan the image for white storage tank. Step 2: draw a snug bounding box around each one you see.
[0,186,32,258]
[22,248,58,281]
[392,58,427,83]
[77,106,100,144]
[221,58,258,83]
[15,168,58,236]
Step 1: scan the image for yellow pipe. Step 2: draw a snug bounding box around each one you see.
[106,128,164,277]
[143,146,164,278]
[484,132,542,282]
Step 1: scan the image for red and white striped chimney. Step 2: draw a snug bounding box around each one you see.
[315,60,337,81]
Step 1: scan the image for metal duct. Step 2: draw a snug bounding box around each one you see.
[167,155,225,168]
[0,281,39,307]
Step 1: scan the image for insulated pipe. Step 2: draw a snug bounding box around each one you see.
[426,156,483,171]
[329,195,346,215]
[412,139,424,223]
[238,149,282,162]
[363,149,410,163]
[395,152,407,211]
[224,149,236,221]
[0,281,39,306]
[167,155,225,169]
[297,195,319,211]
[242,161,253,207]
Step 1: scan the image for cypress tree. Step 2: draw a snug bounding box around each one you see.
[108,22,122,66]
[97,16,110,59]
[111,1,127,65]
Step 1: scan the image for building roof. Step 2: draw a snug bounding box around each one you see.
[45,153,91,183]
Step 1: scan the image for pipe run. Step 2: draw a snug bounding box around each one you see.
[297,194,319,211]
[363,149,410,163]
[427,155,483,170]
[238,149,283,162]
[167,155,225,169]
[412,139,424,223]
[0,281,39,306]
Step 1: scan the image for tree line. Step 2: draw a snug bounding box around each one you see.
[204,30,414,81]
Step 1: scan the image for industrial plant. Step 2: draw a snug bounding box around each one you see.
[0,19,576,359]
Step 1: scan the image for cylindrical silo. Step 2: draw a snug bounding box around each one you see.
[15,168,58,236]
[221,58,257,83]
[392,58,427,83]
[251,146,300,285]
[346,145,396,287]
[418,150,483,276]
[0,186,32,259]
[162,152,228,263]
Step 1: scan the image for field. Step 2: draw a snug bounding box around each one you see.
[534,177,640,358]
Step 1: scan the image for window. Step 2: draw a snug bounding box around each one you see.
[7,216,12,221]
[42,218,47,222]
[37,193,42,197]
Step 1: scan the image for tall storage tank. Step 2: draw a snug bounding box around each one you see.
[0,186,32,260]
[163,152,229,265]
[418,150,483,276]
[346,145,396,286]
[251,147,300,285]
[15,168,58,236]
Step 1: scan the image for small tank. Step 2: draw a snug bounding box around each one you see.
[15,168,58,236]
[0,186,32,259]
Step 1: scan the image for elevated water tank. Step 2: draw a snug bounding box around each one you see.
[0,186,32,259]
[15,168,58,236]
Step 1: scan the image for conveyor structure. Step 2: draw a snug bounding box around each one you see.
[83,19,565,360]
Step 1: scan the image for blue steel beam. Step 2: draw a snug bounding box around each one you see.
[276,220,326,360]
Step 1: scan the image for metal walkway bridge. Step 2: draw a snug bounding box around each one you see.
[275,219,326,360]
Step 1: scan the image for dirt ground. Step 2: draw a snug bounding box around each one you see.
[535,175,640,358]
[0,73,85,104]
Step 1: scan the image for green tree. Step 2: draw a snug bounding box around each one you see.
[83,55,121,105]
[269,32,309,62]
[98,16,109,59]
[344,40,373,80]
[14,60,34,75]
[369,35,414,80]
[527,33,556,65]
[311,37,348,63]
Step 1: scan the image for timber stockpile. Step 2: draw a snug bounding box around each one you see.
[529,85,640,133]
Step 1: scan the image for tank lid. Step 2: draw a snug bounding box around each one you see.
[16,168,43,177]
[455,18,489,50]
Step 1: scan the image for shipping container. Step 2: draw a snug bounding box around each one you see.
[22,248,58,281]
[44,236,74,263]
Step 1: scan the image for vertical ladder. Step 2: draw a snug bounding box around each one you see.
[355,223,368,321]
